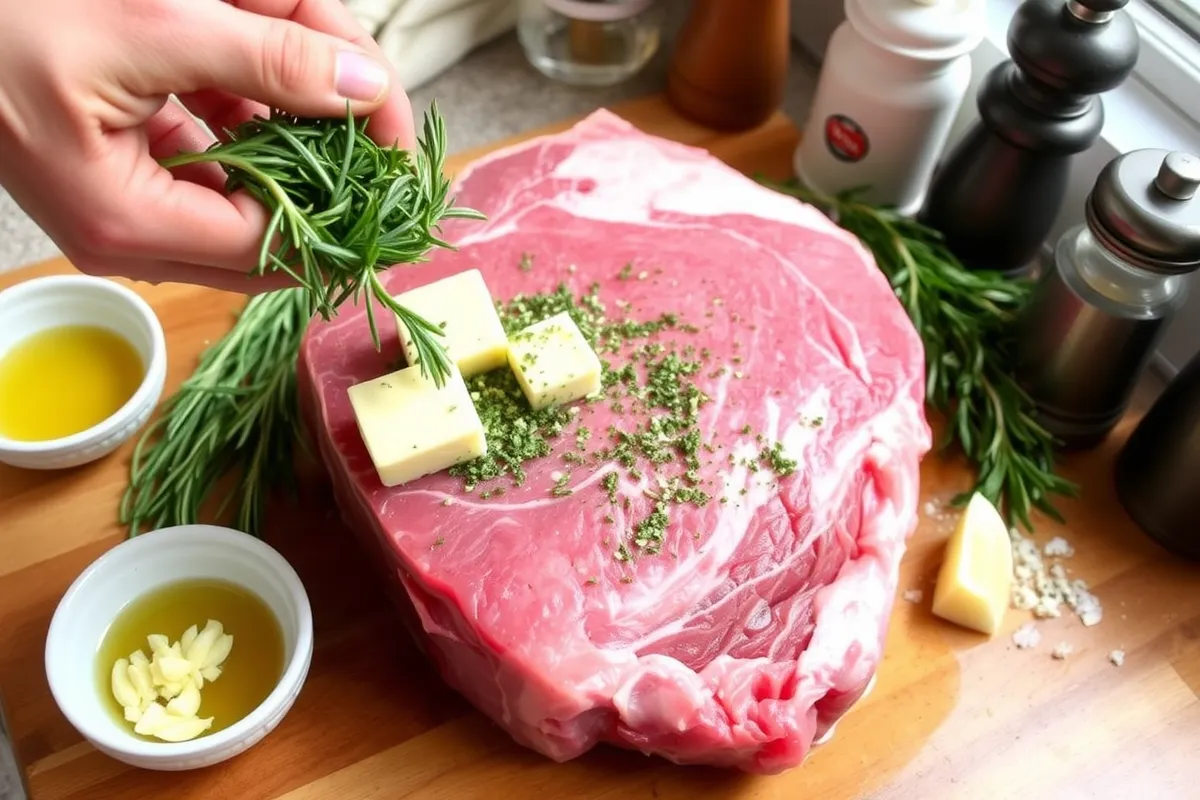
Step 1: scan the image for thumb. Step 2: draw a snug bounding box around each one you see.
[151,2,392,117]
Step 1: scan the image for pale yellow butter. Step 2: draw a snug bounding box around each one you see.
[507,311,602,411]
[931,492,1015,636]
[393,269,508,378]
[347,365,486,488]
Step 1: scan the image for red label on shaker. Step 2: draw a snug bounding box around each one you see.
[824,115,869,163]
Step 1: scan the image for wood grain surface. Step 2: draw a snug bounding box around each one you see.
[1,95,1197,800]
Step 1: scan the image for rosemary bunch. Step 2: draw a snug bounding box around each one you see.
[122,104,483,538]
[762,180,1078,530]
[120,288,310,537]
[160,101,484,387]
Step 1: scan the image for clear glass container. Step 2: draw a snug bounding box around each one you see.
[517,0,663,87]
[1056,223,1188,320]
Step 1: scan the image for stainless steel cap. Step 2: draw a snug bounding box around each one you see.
[1086,148,1200,275]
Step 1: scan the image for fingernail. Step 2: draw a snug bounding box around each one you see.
[336,51,389,101]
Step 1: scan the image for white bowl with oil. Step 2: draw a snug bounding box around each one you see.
[45,524,314,771]
[0,274,167,470]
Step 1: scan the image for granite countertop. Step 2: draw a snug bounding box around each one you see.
[0,29,820,800]
[0,32,819,275]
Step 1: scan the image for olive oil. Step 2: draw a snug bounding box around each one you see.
[97,579,285,739]
[0,324,144,442]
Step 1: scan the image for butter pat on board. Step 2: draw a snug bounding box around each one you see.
[931,492,1014,636]
[507,311,602,411]
[347,365,486,488]
[394,269,508,378]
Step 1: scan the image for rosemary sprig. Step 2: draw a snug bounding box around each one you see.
[761,180,1078,530]
[120,288,310,537]
[122,104,483,537]
[159,101,484,388]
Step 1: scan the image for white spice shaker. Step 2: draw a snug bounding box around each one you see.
[794,0,985,216]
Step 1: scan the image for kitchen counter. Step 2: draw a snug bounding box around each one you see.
[0,31,821,275]
[0,30,821,800]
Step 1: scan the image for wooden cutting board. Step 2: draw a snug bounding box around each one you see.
[1,95,1198,800]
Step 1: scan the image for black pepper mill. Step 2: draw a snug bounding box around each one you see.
[920,0,1139,276]
[1115,348,1200,561]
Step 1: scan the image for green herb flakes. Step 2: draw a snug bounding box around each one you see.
[447,266,802,564]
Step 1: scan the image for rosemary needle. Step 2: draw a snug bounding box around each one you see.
[122,104,483,538]
[761,179,1079,531]
[159,101,484,388]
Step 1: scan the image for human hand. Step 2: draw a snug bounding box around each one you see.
[0,0,414,293]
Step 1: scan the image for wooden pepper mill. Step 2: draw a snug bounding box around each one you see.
[666,0,791,131]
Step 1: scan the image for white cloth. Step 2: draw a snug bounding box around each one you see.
[345,0,520,91]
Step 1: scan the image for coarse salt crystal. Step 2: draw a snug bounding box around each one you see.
[902,589,923,604]
[1013,623,1041,649]
[1075,586,1103,627]
[1012,585,1038,610]
[1109,649,1126,666]
[1051,642,1073,660]
[1033,598,1062,619]
[1044,537,1075,558]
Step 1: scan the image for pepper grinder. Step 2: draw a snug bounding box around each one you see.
[1115,348,1200,561]
[666,0,790,131]
[1013,149,1200,450]
[920,0,1139,276]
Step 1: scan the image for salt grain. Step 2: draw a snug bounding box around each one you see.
[1043,537,1075,558]
[1051,642,1073,660]
[1109,649,1126,667]
[1013,623,1041,649]
[903,589,923,604]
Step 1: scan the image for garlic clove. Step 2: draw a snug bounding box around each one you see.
[184,620,223,668]
[180,624,199,654]
[158,655,193,684]
[202,634,233,670]
[133,702,169,737]
[152,715,214,743]
[110,658,140,710]
[199,665,222,683]
[148,657,167,687]
[166,680,201,718]
[127,656,156,706]
[146,634,171,658]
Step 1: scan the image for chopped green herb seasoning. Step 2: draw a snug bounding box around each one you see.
[551,472,573,497]
[449,264,802,561]
[759,441,798,477]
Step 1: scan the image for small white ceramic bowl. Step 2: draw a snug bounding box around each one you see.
[0,274,167,470]
[45,524,314,771]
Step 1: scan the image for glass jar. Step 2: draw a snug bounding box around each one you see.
[1055,223,1188,318]
[517,0,663,87]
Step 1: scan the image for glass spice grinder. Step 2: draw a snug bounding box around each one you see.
[1012,149,1200,450]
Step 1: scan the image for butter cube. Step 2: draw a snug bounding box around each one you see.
[347,366,486,488]
[507,311,602,411]
[931,493,1015,636]
[394,269,508,378]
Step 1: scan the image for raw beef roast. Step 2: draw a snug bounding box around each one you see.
[298,110,931,774]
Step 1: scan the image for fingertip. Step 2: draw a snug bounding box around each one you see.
[366,88,417,153]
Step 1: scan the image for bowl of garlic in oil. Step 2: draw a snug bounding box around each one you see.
[0,273,167,470]
[45,524,313,771]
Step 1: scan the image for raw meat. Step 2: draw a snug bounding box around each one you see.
[298,110,931,774]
